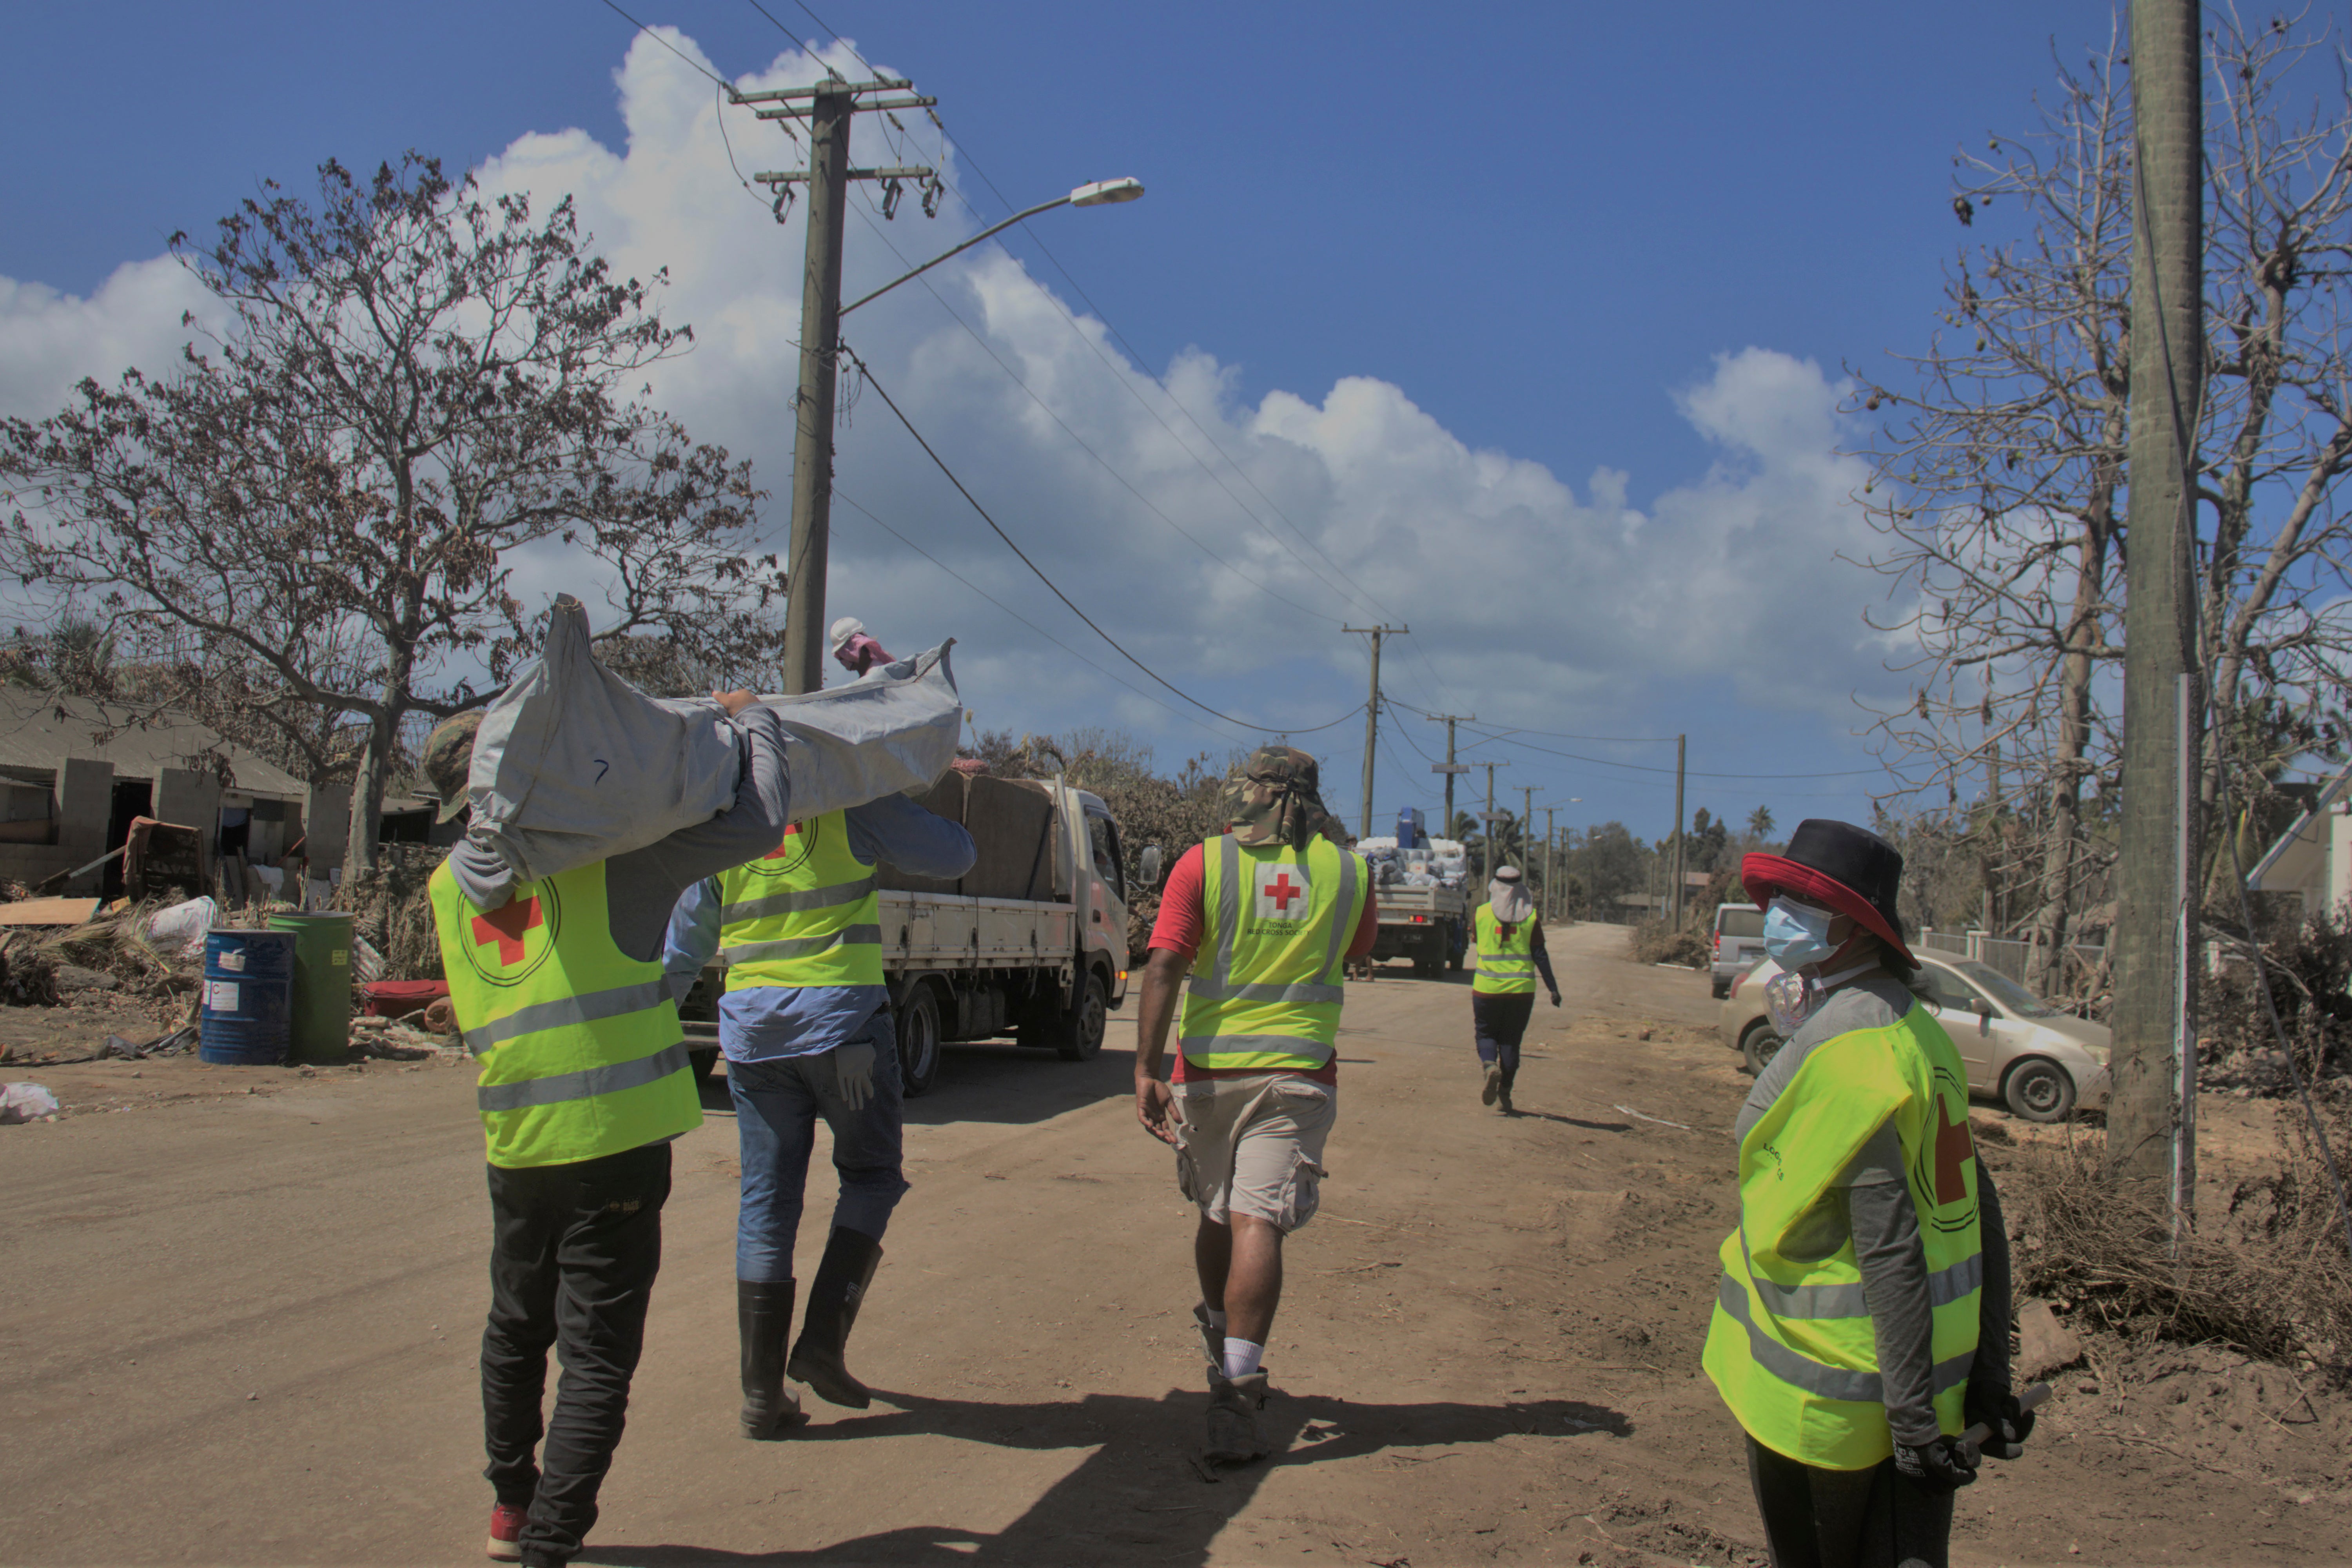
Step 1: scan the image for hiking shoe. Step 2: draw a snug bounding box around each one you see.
[1481,1062,1503,1106]
[1205,1368,1270,1464]
[1497,1086,1514,1116]
[1192,1302,1224,1370]
[486,1503,527,1561]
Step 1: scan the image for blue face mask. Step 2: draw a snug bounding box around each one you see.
[1762,895,1837,970]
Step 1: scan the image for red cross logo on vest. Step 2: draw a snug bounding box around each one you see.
[1255,867,1310,920]
[1933,1097,1975,1205]
[471,897,544,967]
[763,821,804,860]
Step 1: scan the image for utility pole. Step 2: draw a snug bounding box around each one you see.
[1670,733,1688,929]
[1543,806,1558,922]
[1520,785,1536,882]
[1425,713,1475,839]
[2111,0,2203,1186]
[1477,761,1508,882]
[1345,626,1407,837]
[741,75,940,693]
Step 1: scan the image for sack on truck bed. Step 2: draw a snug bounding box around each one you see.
[466,596,965,884]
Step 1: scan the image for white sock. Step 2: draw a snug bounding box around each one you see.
[1222,1337,1265,1378]
[1203,1307,1227,1331]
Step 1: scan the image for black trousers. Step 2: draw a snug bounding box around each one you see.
[483,1142,672,1566]
[1472,991,1535,1091]
[1745,1435,1954,1568]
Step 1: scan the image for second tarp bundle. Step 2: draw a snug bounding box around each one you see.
[467,596,964,884]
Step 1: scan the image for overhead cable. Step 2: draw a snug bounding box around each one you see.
[841,343,1364,737]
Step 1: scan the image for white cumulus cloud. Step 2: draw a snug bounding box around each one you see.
[0,26,1912,793]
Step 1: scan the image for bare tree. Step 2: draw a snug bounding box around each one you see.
[1,155,782,870]
[1853,10,2352,989]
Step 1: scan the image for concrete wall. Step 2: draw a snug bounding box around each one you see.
[52,757,113,894]
[305,782,350,875]
[0,842,80,887]
[153,769,222,841]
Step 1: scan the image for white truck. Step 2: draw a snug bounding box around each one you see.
[681,769,1137,1096]
[1354,833,1470,976]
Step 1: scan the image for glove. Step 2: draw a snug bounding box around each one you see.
[1966,1383,2036,1460]
[1548,991,1562,1008]
[834,1041,877,1112]
[1892,1435,1979,1494]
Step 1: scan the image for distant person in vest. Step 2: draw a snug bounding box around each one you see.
[1131,747,1379,1463]
[661,782,974,1437]
[423,691,790,1568]
[1701,819,2033,1568]
[1470,865,1560,1115]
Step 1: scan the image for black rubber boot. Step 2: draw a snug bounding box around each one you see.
[789,1227,884,1408]
[738,1278,805,1438]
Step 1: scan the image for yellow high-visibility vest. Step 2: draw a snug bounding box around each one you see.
[1179,835,1366,1072]
[1701,999,1985,1469]
[1472,906,1537,995]
[430,859,701,1170]
[715,810,884,991]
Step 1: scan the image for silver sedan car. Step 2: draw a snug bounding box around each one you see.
[1717,953,2111,1123]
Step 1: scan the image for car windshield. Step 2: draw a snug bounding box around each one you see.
[1947,959,2059,1018]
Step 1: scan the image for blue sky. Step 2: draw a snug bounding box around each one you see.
[0,0,2123,845]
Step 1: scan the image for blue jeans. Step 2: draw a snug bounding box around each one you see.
[726,1012,909,1283]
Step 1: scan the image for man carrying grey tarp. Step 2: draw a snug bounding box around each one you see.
[427,690,788,1568]
[425,600,964,1568]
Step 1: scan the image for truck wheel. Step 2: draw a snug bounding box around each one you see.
[2002,1057,2076,1123]
[1052,971,1109,1062]
[897,988,942,1098]
[1740,1021,1782,1077]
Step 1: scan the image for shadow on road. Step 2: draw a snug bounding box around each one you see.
[901,1044,1137,1130]
[583,1385,1629,1566]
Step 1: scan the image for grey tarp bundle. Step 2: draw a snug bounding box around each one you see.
[466,595,964,884]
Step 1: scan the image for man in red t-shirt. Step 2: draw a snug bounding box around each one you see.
[1132,748,1377,1464]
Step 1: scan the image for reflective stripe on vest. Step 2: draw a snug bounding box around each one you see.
[716,810,883,991]
[1178,835,1365,1072]
[1700,1000,1984,1470]
[429,859,701,1170]
[1472,905,1537,995]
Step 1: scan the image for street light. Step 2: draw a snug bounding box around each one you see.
[777,176,1145,693]
[840,177,1145,317]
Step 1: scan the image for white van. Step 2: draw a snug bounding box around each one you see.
[1710,902,1764,997]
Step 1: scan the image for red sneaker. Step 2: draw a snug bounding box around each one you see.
[486,1502,527,1561]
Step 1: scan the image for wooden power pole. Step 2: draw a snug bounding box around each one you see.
[742,75,940,693]
[2110,0,2203,1187]
[1670,733,1688,928]
[1425,713,1475,839]
[1346,626,1407,837]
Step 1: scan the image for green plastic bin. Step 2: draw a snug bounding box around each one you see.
[269,911,354,1063]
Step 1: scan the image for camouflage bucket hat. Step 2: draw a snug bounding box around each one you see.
[1221,746,1329,849]
[422,711,485,823]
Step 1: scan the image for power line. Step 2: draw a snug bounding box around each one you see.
[831,487,1247,748]
[595,0,735,89]
[841,342,1363,736]
[1460,726,1892,781]
[838,200,1346,628]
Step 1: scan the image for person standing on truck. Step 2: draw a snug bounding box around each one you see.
[1702,819,2031,1568]
[423,692,791,1568]
[1470,866,1561,1115]
[662,794,974,1436]
[1132,748,1378,1464]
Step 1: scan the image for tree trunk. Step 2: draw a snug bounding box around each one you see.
[2025,504,2110,993]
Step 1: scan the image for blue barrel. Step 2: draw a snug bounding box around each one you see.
[199,929,296,1066]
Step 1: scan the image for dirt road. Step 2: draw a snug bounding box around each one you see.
[6,924,2345,1565]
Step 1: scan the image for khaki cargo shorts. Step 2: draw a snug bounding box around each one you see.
[1172,1073,1338,1232]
